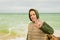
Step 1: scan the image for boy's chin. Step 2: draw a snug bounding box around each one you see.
[32,20,35,23]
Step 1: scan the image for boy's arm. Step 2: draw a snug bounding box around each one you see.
[40,22,54,34]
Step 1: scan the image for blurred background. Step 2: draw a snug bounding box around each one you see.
[0,0,60,40]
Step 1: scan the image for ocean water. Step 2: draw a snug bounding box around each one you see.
[0,13,60,40]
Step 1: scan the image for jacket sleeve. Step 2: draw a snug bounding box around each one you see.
[40,22,54,34]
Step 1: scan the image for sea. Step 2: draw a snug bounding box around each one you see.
[0,13,60,40]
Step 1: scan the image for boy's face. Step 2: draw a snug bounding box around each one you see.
[30,11,37,22]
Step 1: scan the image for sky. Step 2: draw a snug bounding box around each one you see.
[0,0,60,13]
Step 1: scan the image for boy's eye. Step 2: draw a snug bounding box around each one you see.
[30,15,32,16]
[33,14,35,15]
